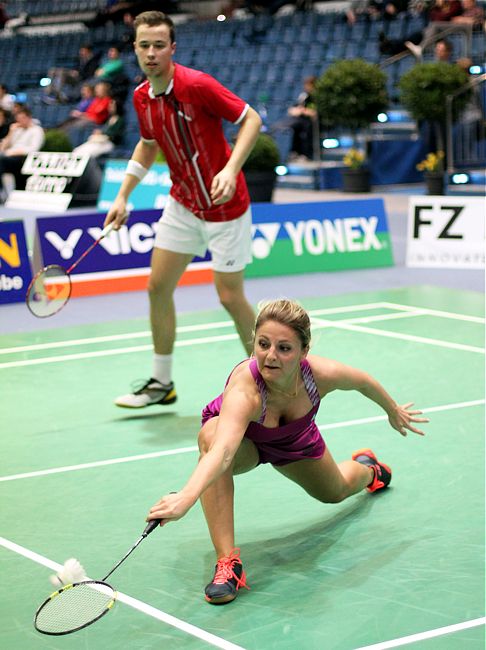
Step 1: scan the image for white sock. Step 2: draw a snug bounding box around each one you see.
[152,354,173,386]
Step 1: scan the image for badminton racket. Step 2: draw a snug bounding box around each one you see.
[34,517,161,636]
[26,222,114,318]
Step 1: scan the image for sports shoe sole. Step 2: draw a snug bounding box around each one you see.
[114,392,177,408]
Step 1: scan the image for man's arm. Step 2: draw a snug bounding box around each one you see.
[103,138,159,229]
[210,106,262,205]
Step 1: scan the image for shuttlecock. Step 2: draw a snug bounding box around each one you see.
[49,558,87,587]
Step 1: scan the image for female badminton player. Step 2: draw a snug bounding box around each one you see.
[147,299,429,605]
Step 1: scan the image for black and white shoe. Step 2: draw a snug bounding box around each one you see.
[114,378,177,408]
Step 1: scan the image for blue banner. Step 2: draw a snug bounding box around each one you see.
[97,160,172,211]
[0,221,33,305]
[36,210,210,275]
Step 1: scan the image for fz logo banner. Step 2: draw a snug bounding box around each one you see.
[407,196,485,269]
[0,220,32,304]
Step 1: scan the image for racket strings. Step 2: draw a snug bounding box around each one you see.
[35,582,115,635]
[26,265,71,318]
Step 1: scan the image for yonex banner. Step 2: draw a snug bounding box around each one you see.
[97,160,172,212]
[0,220,32,305]
[34,210,211,296]
[247,199,393,276]
[406,196,485,269]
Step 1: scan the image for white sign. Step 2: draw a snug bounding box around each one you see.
[406,196,485,269]
[21,152,90,177]
[6,190,72,212]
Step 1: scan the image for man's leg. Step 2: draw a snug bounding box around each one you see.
[114,247,193,408]
[213,269,255,356]
[148,247,194,354]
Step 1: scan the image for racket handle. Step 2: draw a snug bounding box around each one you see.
[142,519,162,537]
[101,223,114,238]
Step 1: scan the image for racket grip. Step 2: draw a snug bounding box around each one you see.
[142,519,162,537]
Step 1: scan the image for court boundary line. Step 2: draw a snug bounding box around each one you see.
[1,398,483,483]
[1,300,483,357]
[0,537,246,650]
[1,307,483,370]
[354,617,485,650]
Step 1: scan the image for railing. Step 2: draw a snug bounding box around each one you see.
[446,73,486,173]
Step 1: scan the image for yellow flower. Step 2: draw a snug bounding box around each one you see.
[416,150,444,172]
[343,148,366,169]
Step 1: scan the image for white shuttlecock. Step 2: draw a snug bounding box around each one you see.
[49,558,87,587]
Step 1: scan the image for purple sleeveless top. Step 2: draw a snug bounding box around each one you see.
[201,358,325,466]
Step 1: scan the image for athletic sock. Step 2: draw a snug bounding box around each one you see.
[152,353,173,386]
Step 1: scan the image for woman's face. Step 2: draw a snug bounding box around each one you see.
[254,320,306,383]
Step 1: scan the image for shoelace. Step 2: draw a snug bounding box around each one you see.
[212,549,249,590]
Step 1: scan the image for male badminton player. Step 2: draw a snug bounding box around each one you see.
[104,11,262,408]
[146,299,429,604]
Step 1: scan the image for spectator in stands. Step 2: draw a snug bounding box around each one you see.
[73,98,125,158]
[95,45,130,103]
[105,11,261,409]
[60,81,112,130]
[347,0,409,25]
[44,44,101,104]
[0,83,13,112]
[0,107,11,140]
[0,2,8,29]
[271,76,317,161]
[0,106,44,201]
[379,0,463,57]
[96,46,125,83]
[433,36,454,60]
[404,0,463,58]
[451,0,485,29]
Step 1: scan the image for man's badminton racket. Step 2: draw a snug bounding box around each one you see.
[26,223,114,318]
[34,518,161,636]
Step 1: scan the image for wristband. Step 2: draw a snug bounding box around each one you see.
[126,159,148,181]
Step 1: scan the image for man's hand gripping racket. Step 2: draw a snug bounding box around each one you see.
[26,222,115,318]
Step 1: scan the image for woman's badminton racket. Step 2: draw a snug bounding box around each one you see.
[34,518,161,636]
[26,223,114,318]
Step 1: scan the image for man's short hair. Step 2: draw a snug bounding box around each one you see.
[133,11,175,42]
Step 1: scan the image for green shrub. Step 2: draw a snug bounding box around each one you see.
[398,62,470,123]
[41,129,73,152]
[315,59,388,131]
[243,133,280,172]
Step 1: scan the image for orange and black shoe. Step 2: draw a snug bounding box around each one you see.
[204,548,249,605]
[352,448,392,493]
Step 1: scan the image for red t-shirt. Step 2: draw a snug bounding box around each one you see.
[133,63,250,222]
[85,97,111,124]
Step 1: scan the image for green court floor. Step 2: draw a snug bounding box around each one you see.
[1,286,484,650]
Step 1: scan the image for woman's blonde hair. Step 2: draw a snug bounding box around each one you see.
[254,299,311,349]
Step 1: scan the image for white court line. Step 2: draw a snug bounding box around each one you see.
[0,303,388,355]
[0,537,246,650]
[311,317,484,354]
[354,617,485,650]
[1,399,483,483]
[1,310,483,369]
[381,302,485,324]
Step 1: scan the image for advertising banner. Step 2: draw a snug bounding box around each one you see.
[406,196,485,269]
[0,221,32,305]
[97,160,172,212]
[35,210,210,296]
[248,199,393,276]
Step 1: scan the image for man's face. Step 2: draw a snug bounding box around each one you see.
[16,112,31,128]
[435,43,450,61]
[134,23,176,80]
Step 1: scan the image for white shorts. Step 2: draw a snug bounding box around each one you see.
[154,195,252,273]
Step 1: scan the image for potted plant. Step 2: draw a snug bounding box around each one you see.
[314,59,388,192]
[342,147,370,192]
[416,150,445,195]
[243,133,280,202]
[398,62,470,154]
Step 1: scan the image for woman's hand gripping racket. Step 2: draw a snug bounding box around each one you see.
[26,223,114,318]
[34,518,161,636]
